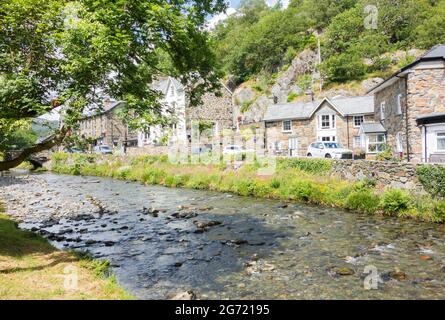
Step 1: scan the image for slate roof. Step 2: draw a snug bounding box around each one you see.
[361,122,386,134]
[263,96,374,122]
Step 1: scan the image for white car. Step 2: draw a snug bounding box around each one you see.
[307,142,353,159]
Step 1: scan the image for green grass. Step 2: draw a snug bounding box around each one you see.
[49,153,445,224]
[0,202,133,300]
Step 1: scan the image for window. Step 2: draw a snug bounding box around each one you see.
[367,134,386,153]
[437,132,445,151]
[319,136,336,142]
[319,115,335,129]
[282,120,292,132]
[397,94,403,115]
[380,102,386,120]
[353,116,364,128]
[353,136,361,148]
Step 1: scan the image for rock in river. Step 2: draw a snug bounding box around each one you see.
[169,290,197,300]
[327,266,355,277]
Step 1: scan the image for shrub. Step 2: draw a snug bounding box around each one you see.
[432,201,445,223]
[417,165,445,199]
[380,189,411,215]
[288,180,316,202]
[346,190,380,214]
[277,158,332,174]
[141,168,165,185]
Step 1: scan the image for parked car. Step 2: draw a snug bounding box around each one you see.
[65,147,84,154]
[307,142,353,159]
[191,146,212,155]
[93,145,113,155]
[223,145,255,155]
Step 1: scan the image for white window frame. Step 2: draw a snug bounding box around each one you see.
[367,133,386,154]
[397,94,403,115]
[436,132,445,152]
[319,114,335,130]
[353,136,361,148]
[380,102,386,120]
[353,115,364,128]
[282,120,292,133]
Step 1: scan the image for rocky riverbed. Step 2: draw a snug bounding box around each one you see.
[2,172,445,299]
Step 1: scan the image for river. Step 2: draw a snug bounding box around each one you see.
[2,172,445,299]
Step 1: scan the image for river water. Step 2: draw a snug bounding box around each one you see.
[11,173,445,299]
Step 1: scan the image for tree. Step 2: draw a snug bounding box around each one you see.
[0,0,226,171]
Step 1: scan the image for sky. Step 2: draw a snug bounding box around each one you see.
[207,0,289,29]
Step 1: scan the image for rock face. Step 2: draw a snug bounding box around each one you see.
[271,49,317,104]
[361,77,384,92]
[233,49,317,124]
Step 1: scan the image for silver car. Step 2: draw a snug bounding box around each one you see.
[93,145,113,155]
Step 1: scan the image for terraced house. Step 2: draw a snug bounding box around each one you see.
[77,100,138,149]
[263,96,375,157]
[368,44,445,163]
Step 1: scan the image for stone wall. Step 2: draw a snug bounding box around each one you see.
[331,160,424,192]
[126,146,169,156]
[186,85,234,131]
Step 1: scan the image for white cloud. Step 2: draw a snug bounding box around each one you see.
[206,7,237,30]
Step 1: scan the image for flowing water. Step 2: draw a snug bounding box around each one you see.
[15,173,445,299]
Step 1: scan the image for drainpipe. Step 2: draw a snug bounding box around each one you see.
[397,74,411,162]
[424,125,428,163]
[346,116,350,149]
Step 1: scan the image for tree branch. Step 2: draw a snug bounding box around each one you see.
[0,127,69,171]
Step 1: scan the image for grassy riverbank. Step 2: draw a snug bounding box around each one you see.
[50,153,445,223]
[0,202,133,300]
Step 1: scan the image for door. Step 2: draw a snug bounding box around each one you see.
[289,137,298,157]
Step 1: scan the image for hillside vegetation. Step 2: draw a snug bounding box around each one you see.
[213,0,445,87]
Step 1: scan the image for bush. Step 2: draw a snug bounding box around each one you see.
[278,158,332,174]
[320,53,367,83]
[380,189,411,215]
[417,165,445,199]
[346,190,380,214]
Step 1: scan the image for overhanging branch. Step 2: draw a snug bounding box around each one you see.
[0,127,69,171]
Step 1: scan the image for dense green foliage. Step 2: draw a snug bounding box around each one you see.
[417,165,445,199]
[1,0,226,169]
[51,153,445,223]
[213,0,445,84]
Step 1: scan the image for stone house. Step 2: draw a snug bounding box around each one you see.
[263,96,375,157]
[368,44,445,163]
[78,100,138,149]
[139,77,234,148]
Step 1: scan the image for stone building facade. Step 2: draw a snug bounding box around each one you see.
[78,101,138,149]
[186,83,234,135]
[369,44,445,163]
[264,96,375,157]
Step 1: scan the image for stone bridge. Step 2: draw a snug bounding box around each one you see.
[5,150,51,169]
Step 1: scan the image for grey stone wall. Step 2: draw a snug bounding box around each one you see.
[374,77,408,157]
[331,160,424,192]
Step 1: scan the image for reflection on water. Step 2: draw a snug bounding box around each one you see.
[18,174,445,299]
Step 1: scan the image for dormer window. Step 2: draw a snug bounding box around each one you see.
[318,115,335,130]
